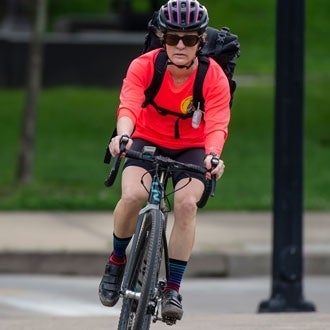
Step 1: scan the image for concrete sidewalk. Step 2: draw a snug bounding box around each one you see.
[0,211,329,276]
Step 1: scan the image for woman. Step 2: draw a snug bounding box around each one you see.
[99,0,230,321]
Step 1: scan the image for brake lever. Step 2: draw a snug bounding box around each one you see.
[119,135,130,154]
[104,135,130,187]
[210,157,219,197]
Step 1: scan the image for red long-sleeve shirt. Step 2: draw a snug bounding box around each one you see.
[117,49,230,156]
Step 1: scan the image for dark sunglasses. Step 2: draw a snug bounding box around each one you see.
[163,34,201,47]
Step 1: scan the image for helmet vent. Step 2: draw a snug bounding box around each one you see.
[158,0,209,33]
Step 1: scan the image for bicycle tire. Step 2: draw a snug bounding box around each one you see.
[118,213,151,330]
[118,209,164,330]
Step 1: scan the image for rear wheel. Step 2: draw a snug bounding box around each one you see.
[117,209,164,330]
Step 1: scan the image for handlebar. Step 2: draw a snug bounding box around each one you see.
[104,136,218,207]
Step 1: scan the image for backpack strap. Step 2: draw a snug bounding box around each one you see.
[144,49,211,114]
[193,55,210,111]
[142,49,168,108]
[142,50,211,139]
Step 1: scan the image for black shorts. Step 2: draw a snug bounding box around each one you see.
[123,138,206,187]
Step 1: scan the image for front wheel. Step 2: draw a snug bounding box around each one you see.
[117,209,164,330]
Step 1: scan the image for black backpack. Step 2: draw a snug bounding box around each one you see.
[104,13,240,164]
[142,11,240,114]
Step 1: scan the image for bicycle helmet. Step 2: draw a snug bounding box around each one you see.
[158,0,209,34]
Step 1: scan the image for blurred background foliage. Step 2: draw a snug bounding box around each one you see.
[0,0,329,210]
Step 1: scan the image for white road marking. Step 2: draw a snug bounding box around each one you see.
[0,292,120,317]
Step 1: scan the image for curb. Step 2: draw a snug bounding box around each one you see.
[1,251,329,277]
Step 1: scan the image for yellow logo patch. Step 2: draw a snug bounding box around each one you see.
[180,96,194,115]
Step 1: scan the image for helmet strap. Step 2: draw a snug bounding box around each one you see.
[167,59,195,70]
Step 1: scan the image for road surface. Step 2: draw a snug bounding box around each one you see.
[1,275,330,329]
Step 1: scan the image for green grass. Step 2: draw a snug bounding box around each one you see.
[0,77,329,210]
[0,88,119,210]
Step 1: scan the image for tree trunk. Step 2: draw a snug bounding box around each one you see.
[17,0,47,184]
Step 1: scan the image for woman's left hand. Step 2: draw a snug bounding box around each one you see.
[204,155,225,180]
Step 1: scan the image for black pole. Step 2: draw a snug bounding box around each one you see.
[258,0,315,312]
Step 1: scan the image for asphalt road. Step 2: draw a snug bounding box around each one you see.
[1,275,330,329]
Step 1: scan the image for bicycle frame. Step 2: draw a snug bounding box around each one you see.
[104,136,218,329]
[119,148,171,327]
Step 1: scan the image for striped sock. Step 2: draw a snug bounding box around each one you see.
[109,233,132,265]
[166,258,187,292]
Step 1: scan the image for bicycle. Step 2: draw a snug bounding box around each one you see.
[104,135,218,329]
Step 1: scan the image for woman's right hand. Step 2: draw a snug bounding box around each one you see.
[109,134,133,157]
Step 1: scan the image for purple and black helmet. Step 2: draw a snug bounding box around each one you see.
[158,0,209,33]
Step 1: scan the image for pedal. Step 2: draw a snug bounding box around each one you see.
[163,316,177,326]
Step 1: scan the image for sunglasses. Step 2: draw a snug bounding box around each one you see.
[163,34,201,47]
